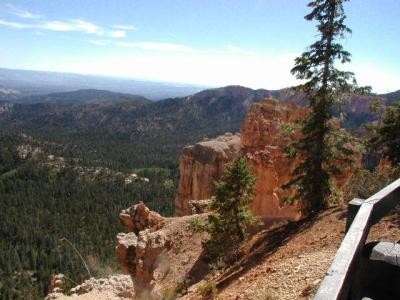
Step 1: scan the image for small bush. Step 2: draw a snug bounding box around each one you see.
[161,287,177,300]
[189,217,208,233]
[345,165,400,201]
[197,281,218,299]
[161,278,190,300]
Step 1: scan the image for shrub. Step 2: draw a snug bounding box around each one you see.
[197,281,217,299]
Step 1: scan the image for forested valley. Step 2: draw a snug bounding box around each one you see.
[0,132,177,299]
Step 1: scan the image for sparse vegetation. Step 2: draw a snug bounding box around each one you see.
[345,165,400,201]
[189,217,208,233]
[197,280,218,299]
[161,278,191,300]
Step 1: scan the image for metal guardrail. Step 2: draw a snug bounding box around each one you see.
[314,178,400,300]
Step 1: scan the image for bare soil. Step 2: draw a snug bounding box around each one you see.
[183,205,400,300]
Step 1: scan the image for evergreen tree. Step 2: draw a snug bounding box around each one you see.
[203,156,258,266]
[285,0,369,211]
[370,102,400,165]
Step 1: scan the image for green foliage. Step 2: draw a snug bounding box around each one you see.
[197,281,218,299]
[369,102,400,165]
[161,286,178,300]
[345,166,400,202]
[189,217,208,233]
[203,156,259,266]
[161,278,190,300]
[280,122,297,137]
[0,133,177,299]
[284,0,369,212]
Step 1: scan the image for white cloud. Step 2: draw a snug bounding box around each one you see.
[0,18,126,38]
[113,25,137,31]
[6,4,43,19]
[41,21,76,31]
[108,30,126,38]
[114,41,193,52]
[0,19,30,29]
[69,19,100,34]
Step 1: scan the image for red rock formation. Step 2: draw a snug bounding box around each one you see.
[175,99,360,221]
[116,202,207,298]
[175,133,241,216]
[241,100,307,220]
[119,202,165,234]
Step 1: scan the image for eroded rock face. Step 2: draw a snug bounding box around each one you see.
[119,202,165,234]
[175,99,359,221]
[175,133,241,216]
[117,203,169,297]
[241,100,308,220]
[116,202,206,298]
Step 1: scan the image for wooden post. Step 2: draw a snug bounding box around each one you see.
[346,198,364,233]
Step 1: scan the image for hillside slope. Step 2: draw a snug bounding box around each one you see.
[182,205,400,300]
[2,85,397,169]
[12,89,152,105]
[50,204,400,300]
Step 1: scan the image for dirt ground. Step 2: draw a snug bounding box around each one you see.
[183,205,400,300]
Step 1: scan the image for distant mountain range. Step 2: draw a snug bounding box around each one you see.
[0,84,398,169]
[0,68,207,100]
[10,89,152,105]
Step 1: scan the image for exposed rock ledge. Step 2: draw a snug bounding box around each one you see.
[175,133,241,216]
[116,202,207,299]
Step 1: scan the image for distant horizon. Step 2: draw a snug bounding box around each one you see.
[1,0,399,94]
[1,66,400,96]
[0,66,212,88]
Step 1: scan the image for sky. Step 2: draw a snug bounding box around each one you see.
[0,0,399,93]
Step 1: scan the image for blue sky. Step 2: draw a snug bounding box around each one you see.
[0,0,399,93]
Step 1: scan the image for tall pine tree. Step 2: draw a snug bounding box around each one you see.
[285,0,369,211]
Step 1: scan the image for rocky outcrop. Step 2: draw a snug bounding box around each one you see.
[46,275,134,299]
[119,202,165,234]
[117,202,168,292]
[116,203,207,298]
[175,100,307,220]
[188,199,212,214]
[241,100,308,220]
[175,99,360,222]
[175,133,241,216]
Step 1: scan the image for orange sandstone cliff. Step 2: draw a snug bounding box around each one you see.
[175,99,359,220]
[175,99,307,220]
[241,100,307,220]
